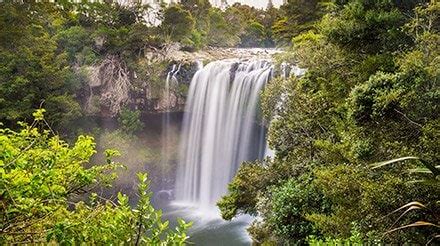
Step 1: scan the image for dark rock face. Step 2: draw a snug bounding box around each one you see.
[229,62,240,83]
[81,48,281,117]
[175,62,199,85]
[82,59,200,117]
[151,60,200,112]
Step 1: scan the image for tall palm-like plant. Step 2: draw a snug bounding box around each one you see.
[371,157,439,243]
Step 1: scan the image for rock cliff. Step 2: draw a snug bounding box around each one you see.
[81,45,280,117]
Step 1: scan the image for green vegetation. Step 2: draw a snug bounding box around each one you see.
[1,0,439,244]
[0,3,82,129]
[179,1,282,48]
[162,5,195,43]
[0,2,155,130]
[0,109,191,244]
[118,108,144,135]
[0,1,284,133]
[219,0,439,244]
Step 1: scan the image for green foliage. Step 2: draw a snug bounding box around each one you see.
[0,111,118,242]
[240,21,266,47]
[221,3,280,47]
[263,178,327,243]
[0,2,163,130]
[310,165,411,239]
[55,26,92,63]
[207,8,240,47]
[118,108,144,135]
[0,3,82,128]
[273,0,327,45]
[348,72,401,123]
[0,2,177,130]
[0,111,191,244]
[177,3,281,48]
[371,157,440,241]
[218,162,268,220]
[161,6,195,43]
[221,0,440,244]
[318,0,422,54]
[307,228,364,245]
[260,77,287,121]
[44,173,191,245]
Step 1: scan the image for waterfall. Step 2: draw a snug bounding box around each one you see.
[161,64,180,185]
[175,59,273,211]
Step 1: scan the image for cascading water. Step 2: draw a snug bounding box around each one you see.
[161,64,180,185]
[175,59,273,211]
[263,63,306,159]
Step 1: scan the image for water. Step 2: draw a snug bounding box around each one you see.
[156,59,306,244]
[161,64,180,186]
[153,59,274,245]
[161,203,253,246]
[175,59,273,211]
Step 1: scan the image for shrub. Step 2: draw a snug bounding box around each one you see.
[118,108,144,135]
[0,109,191,244]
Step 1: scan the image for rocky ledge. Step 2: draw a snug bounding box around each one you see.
[167,46,283,63]
[82,46,284,117]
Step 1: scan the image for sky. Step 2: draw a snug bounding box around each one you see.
[214,0,284,9]
[133,0,285,10]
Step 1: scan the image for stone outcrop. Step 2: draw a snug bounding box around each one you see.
[82,46,281,117]
[167,45,282,63]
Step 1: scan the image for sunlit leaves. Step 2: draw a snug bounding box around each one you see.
[221,1,439,244]
[0,111,190,244]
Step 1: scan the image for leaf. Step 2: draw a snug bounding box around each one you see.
[32,108,46,121]
[370,156,420,169]
[408,167,432,174]
[387,221,440,234]
[419,159,440,176]
[387,201,426,216]
[388,204,425,229]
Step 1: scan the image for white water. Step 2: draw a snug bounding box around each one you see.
[175,59,273,211]
[161,64,180,184]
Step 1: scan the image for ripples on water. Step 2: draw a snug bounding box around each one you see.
[163,202,253,246]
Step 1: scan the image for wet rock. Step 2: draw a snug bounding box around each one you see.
[81,47,282,117]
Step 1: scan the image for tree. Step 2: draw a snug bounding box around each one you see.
[0,3,82,129]
[118,107,144,135]
[161,5,195,42]
[272,0,333,45]
[267,0,274,10]
[207,8,240,47]
[240,21,266,47]
[0,109,191,244]
[55,26,92,63]
[220,0,439,244]
[318,0,417,54]
[273,0,326,45]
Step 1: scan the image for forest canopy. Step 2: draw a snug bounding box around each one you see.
[0,109,191,244]
[0,0,439,245]
[0,1,286,133]
[218,0,440,244]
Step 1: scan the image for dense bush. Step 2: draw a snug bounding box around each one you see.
[118,108,144,135]
[263,178,328,243]
[0,3,82,128]
[0,1,284,132]
[219,0,440,244]
[161,6,195,43]
[0,109,191,244]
